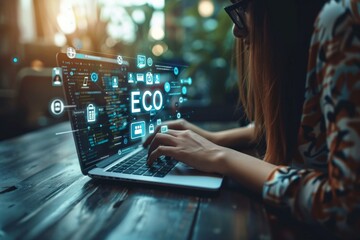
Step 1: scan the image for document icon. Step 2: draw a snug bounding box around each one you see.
[137,55,146,69]
[131,121,146,139]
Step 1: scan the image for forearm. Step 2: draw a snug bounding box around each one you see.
[212,126,256,150]
[217,148,276,194]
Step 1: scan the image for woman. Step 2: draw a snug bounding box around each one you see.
[144,0,360,236]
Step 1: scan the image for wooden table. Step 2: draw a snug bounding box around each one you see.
[0,122,335,240]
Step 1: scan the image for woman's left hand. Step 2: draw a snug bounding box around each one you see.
[146,129,227,173]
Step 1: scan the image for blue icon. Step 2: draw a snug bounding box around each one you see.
[156,119,162,126]
[12,57,18,63]
[154,74,160,84]
[149,124,155,134]
[147,57,153,67]
[118,149,122,155]
[164,82,171,92]
[179,97,184,103]
[112,76,119,88]
[131,121,146,139]
[91,72,98,82]
[182,86,187,95]
[124,138,128,144]
[87,104,96,123]
[177,112,181,119]
[70,71,74,76]
[174,67,179,75]
[128,73,135,83]
[137,55,146,69]
[146,72,153,85]
[136,73,144,82]
[161,125,168,133]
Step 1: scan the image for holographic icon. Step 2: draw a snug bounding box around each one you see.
[137,55,146,69]
[128,73,135,83]
[156,119,162,126]
[174,67,179,75]
[66,47,76,59]
[154,74,160,84]
[118,149,122,155]
[117,55,123,65]
[149,124,155,134]
[146,72,153,85]
[177,112,181,119]
[112,76,119,88]
[179,97,184,103]
[91,72,98,82]
[136,73,144,82]
[87,104,96,123]
[82,76,89,88]
[50,99,64,115]
[131,121,146,139]
[164,82,171,93]
[147,57,153,67]
[52,67,62,86]
[161,125,168,133]
[124,138,128,144]
[182,86,187,95]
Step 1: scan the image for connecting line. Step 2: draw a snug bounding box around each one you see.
[55,129,79,136]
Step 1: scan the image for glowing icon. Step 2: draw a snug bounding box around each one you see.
[146,72,153,85]
[149,124,155,134]
[136,73,144,82]
[137,55,146,69]
[112,76,119,88]
[154,74,160,84]
[161,125,168,133]
[150,109,156,116]
[174,67,179,75]
[87,104,96,123]
[182,86,187,95]
[91,72,98,82]
[66,47,76,59]
[118,149,122,155]
[177,112,181,119]
[50,99,64,115]
[124,138,128,144]
[156,119,162,126]
[164,82,171,93]
[128,73,135,83]
[131,121,146,139]
[52,67,62,86]
[179,97,184,103]
[117,55,123,65]
[147,57,153,66]
[82,76,89,88]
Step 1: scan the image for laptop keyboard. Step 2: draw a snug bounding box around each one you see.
[106,149,177,178]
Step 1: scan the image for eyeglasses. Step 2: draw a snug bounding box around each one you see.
[224,0,250,37]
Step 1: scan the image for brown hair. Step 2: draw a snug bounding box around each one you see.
[237,0,326,164]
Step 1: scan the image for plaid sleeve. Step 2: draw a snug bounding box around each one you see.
[263,0,360,236]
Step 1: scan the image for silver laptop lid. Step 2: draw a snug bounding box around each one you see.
[57,50,191,175]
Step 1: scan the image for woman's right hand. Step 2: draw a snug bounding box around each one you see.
[143,119,214,148]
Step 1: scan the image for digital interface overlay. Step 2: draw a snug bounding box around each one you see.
[57,49,192,173]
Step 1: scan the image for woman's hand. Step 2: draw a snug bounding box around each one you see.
[143,119,214,147]
[146,129,227,174]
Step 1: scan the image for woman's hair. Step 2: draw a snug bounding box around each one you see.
[237,0,326,164]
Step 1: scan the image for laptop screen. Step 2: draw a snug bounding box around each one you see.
[57,50,190,174]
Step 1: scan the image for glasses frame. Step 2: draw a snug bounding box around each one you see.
[224,0,250,37]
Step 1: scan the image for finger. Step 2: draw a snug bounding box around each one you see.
[143,124,164,147]
[147,146,178,166]
[148,132,179,155]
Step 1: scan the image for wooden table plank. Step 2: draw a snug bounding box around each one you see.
[191,180,271,240]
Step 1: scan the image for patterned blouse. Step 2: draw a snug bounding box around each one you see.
[263,0,360,236]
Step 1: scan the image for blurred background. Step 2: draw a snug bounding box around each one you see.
[0,0,242,141]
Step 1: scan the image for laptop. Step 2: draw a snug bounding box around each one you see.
[56,49,223,191]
